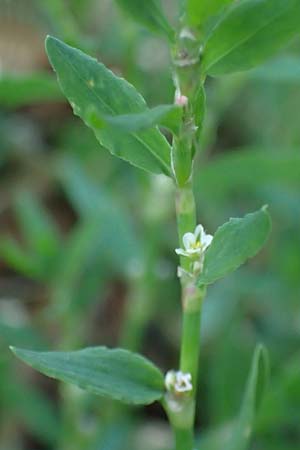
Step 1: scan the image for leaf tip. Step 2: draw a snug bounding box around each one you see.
[9,346,31,360]
[45,35,65,59]
[261,204,272,230]
[261,204,269,212]
[9,345,18,357]
[45,34,55,50]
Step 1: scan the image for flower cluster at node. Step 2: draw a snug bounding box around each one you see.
[165,370,193,394]
[175,224,213,277]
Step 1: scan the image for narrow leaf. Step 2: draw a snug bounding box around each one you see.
[0,237,42,279]
[14,191,61,259]
[45,36,172,176]
[198,207,271,286]
[0,73,63,108]
[11,346,165,405]
[115,0,174,41]
[225,344,269,450]
[202,0,300,76]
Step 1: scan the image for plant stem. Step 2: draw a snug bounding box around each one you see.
[167,20,205,449]
[174,427,194,450]
[180,295,203,387]
[176,181,196,271]
[165,182,206,450]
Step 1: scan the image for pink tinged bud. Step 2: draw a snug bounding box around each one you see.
[175,94,188,107]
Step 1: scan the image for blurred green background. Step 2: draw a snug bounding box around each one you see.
[0,1,300,449]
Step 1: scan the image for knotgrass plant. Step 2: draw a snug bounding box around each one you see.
[9,1,300,449]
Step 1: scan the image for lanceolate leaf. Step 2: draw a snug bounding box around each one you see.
[45,36,172,176]
[225,345,269,450]
[115,0,174,41]
[202,0,300,76]
[10,346,165,405]
[198,207,271,286]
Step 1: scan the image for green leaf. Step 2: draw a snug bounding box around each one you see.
[0,73,63,108]
[202,0,300,76]
[225,344,269,450]
[198,207,271,286]
[14,191,61,259]
[57,158,142,267]
[45,36,172,176]
[0,236,42,279]
[115,0,174,41]
[103,104,182,135]
[257,355,300,431]
[1,377,59,445]
[186,0,233,27]
[11,346,165,405]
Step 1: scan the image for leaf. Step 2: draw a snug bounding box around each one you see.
[202,0,300,76]
[115,0,174,41]
[103,104,182,135]
[45,36,172,176]
[10,346,165,405]
[225,344,269,450]
[198,207,271,286]
[57,158,142,267]
[186,0,233,27]
[0,236,43,279]
[1,376,59,445]
[257,355,300,430]
[0,73,63,108]
[14,191,61,259]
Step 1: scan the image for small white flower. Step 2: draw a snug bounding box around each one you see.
[175,224,213,259]
[165,370,193,394]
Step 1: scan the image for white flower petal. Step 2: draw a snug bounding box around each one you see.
[202,233,213,249]
[165,370,176,390]
[182,232,196,250]
[174,372,193,392]
[165,370,193,393]
[194,224,204,240]
[175,248,189,257]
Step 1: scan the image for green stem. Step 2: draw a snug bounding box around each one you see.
[167,21,205,449]
[174,427,194,450]
[176,181,196,271]
[165,183,206,450]
[180,299,202,386]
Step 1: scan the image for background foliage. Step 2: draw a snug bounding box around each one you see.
[0,1,300,449]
